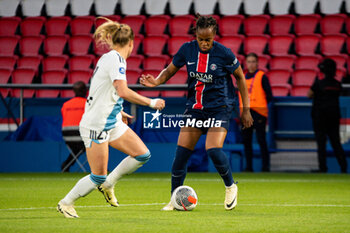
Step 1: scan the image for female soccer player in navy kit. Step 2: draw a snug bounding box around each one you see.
[140,15,253,210]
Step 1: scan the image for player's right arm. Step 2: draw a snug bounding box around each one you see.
[140,63,179,87]
[113,80,165,110]
[141,43,187,87]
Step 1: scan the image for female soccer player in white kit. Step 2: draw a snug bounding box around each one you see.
[57,18,165,218]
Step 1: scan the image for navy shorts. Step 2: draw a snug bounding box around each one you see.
[183,106,233,134]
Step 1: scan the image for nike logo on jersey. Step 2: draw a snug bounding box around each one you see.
[187,61,195,65]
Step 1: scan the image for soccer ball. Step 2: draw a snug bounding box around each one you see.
[171,185,198,211]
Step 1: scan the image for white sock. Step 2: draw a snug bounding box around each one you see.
[61,175,98,205]
[103,156,144,188]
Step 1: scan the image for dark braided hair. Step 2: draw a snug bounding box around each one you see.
[195,14,218,33]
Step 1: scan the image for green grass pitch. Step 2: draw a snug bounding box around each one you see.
[0,172,349,233]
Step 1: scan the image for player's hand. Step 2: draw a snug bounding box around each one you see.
[241,109,253,129]
[121,111,134,125]
[150,98,165,110]
[140,74,158,87]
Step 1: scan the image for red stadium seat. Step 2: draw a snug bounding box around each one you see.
[0,68,12,83]
[11,68,36,98]
[292,69,317,86]
[0,68,12,97]
[269,15,295,36]
[139,69,161,97]
[36,70,67,98]
[269,35,294,56]
[69,35,93,55]
[19,35,44,56]
[127,55,144,72]
[143,35,168,56]
[130,35,143,56]
[346,17,350,35]
[335,69,345,82]
[294,14,321,36]
[0,56,17,70]
[168,36,192,56]
[219,15,244,36]
[291,86,310,97]
[17,56,41,73]
[269,56,295,72]
[61,90,75,98]
[327,55,347,71]
[347,57,350,74]
[121,15,146,35]
[69,56,94,71]
[169,15,195,36]
[20,16,45,36]
[45,16,71,36]
[161,69,188,96]
[295,35,321,56]
[167,70,187,84]
[320,14,346,35]
[44,35,68,56]
[271,84,291,97]
[67,70,92,84]
[143,56,169,70]
[321,35,346,56]
[0,17,21,36]
[42,56,68,72]
[0,36,20,56]
[244,35,269,55]
[257,55,270,71]
[218,35,244,55]
[126,70,141,84]
[95,15,121,28]
[295,55,321,70]
[145,15,170,36]
[267,69,291,85]
[70,16,95,35]
[244,15,270,36]
[236,54,245,68]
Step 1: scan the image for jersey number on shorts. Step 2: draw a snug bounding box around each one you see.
[89,130,108,140]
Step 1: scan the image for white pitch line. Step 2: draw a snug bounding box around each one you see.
[0,177,349,183]
[1,203,350,212]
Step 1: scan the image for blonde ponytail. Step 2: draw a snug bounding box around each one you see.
[94,17,134,49]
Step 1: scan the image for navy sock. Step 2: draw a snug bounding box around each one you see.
[171,145,193,193]
[207,148,234,187]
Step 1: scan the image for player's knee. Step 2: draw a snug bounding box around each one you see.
[135,150,151,163]
[90,173,107,185]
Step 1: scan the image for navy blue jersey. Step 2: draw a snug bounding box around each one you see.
[172,40,240,109]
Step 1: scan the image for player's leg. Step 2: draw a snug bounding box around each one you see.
[242,126,254,172]
[206,127,237,210]
[58,140,109,218]
[327,117,347,173]
[98,126,150,206]
[254,116,270,172]
[313,118,328,172]
[162,126,202,211]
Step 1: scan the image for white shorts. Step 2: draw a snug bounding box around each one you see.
[79,121,129,148]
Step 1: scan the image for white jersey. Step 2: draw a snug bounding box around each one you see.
[80,50,127,131]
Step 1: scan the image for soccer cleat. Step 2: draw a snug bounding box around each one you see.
[57,201,79,218]
[225,183,238,210]
[98,184,119,207]
[161,201,175,211]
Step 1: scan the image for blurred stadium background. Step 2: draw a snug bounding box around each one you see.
[0,0,350,174]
